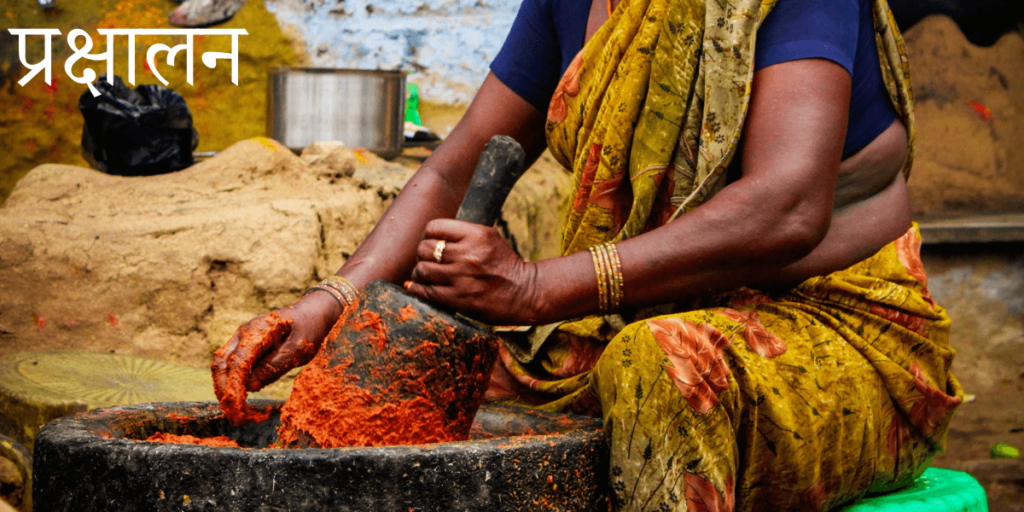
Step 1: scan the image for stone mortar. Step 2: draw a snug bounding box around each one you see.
[32,400,609,511]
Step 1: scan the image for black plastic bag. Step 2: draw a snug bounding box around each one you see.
[79,76,199,176]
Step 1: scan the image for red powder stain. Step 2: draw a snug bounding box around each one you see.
[33,313,46,329]
[44,80,58,97]
[351,308,389,353]
[107,313,119,327]
[397,305,417,322]
[212,312,292,427]
[556,416,575,426]
[969,100,992,121]
[25,140,37,152]
[44,104,55,120]
[146,432,240,448]
[65,318,76,328]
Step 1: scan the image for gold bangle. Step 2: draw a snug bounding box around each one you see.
[591,243,624,314]
[304,286,345,311]
[589,246,607,313]
[322,276,358,305]
[589,244,602,311]
[598,243,614,311]
[312,276,359,311]
[596,244,610,312]
[604,243,624,310]
[596,244,614,312]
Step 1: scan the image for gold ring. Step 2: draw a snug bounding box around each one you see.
[433,240,447,263]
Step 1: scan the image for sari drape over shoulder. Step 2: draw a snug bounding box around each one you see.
[487,0,962,510]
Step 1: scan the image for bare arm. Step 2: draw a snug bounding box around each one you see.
[217,73,549,391]
[409,58,861,324]
[338,74,549,293]
[753,170,911,288]
[533,58,850,318]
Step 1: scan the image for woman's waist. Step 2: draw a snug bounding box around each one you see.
[834,118,909,208]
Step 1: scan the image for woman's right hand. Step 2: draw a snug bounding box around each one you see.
[213,291,343,394]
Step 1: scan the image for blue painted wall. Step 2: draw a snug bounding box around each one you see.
[267,0,521,104]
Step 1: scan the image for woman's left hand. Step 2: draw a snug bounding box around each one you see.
[405,218,542,325]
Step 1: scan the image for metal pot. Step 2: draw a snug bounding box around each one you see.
[267,68,406,160]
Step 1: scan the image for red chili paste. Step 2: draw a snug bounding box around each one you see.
[276,296,495,448]
[212,312,292,426]
[350,308,389,353]
[146,432,240,448]
[276,355,463,448]
[397,305,417,322]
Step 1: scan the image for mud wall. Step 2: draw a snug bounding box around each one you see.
[0,0,303,204]
[265,0,518,105]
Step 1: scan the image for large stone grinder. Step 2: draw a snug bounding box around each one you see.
[32,401,610,511]
[273,135,531,448]
[28,136,616,510]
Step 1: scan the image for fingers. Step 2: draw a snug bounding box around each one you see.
[211,321,252,400]
[404,280,456,308]
[422,219,482,243]
[418,238,452,263]
[418,237,475,266]
[411,260,455,285]
[246,337,317,391]
[226,320,284,381]
[212,313,293,426]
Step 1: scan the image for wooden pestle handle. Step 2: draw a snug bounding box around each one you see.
[455,135,527,226]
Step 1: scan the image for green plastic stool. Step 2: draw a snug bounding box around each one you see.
[838,468,988,511]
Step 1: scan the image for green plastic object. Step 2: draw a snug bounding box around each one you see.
[990,443,1020,459]
[405,83,422,126]
[838,468,988,512]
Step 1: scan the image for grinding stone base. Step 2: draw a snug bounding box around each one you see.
[33,400,609,511]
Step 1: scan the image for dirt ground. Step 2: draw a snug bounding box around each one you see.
[922,242,1024,511]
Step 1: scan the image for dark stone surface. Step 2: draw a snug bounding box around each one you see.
[455,135,527,227]
[316,278,498,397]
[279,279,500,448]
[33,400,609,511]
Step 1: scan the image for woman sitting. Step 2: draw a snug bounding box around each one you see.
[216,0,963,509]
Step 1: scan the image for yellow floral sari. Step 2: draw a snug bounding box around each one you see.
[486,0,963,510]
